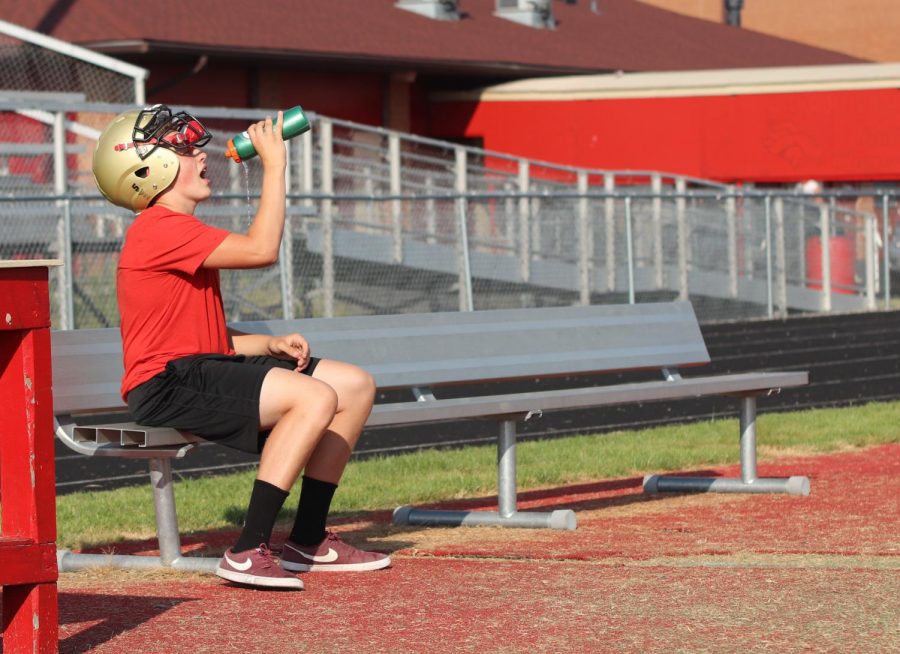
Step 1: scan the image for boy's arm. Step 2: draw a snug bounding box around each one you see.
[203,111,287,269]
[228,327,311,371]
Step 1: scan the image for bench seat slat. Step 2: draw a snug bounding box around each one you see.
[367,371,809,427]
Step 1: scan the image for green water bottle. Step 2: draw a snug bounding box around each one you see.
[224,105,310,163]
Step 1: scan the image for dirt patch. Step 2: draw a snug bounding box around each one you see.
[56,558,899,654]
[51,444,899,653]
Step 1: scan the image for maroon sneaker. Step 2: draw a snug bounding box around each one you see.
[280,531,391,572]
[216,543,304,589]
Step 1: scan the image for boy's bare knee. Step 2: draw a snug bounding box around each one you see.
[308,384,338,427]
[355,367,376,403]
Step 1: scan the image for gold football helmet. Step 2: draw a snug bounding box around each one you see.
[91,105,211,211]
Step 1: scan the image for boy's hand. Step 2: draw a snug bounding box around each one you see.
[267,333,310,371]
[247,111,286,170]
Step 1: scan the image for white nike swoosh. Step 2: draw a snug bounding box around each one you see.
[224,551,253,571]
[296,547,339,563]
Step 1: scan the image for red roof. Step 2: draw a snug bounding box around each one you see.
[2,0,862,76]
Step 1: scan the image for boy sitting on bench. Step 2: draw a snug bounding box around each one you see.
[91,105,390,590]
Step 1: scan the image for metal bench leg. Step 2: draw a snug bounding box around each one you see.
[57,457,220,573]
[393,418,577,530]
[643,395,810,496]
[149,457,182,565]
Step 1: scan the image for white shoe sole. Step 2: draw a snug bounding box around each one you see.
[216,565,304,589]
[281,556,392,573]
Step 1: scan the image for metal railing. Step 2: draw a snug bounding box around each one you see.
[0,100,894,329]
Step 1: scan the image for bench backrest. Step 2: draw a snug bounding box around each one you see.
[51,301,708,415]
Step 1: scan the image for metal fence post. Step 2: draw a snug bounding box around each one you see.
[518,159,530,283]
[605,173,616,292]
[652,173,663,288]
[425,174,437,245]
[774,197,787,317]
[389,132,403,263]
[625,197,635,304]
[300,128,314,211]
[279,137,294,320]
[62,201,74,329]
[53,110,74,329]
[455,147,474,311]
[765,195,774,318]
[820,202,832,312]
[883,194,892,308]
[676,177,688,300]
[577,171,591,305]
[726,189,738,297]
[865,211,876,310]
[320,119,335,318]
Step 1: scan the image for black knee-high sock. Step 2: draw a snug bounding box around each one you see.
[289,475,338,546]
[233,479,290,553]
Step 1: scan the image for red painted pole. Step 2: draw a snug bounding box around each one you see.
[0,260,60,653]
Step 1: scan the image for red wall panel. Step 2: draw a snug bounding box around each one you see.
[429,88,900,183]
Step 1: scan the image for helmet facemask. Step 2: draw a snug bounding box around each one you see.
[132,104,212,159]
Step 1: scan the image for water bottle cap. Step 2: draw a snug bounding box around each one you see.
[224,139,242,163]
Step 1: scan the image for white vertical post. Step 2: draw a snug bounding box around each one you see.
[819,203,832,312]
[61,201,74,330]
[301,129,314,211]
[577,171,591,304]
[52,110,73,329]
[774,197,787,317]
[865,212,876,310]
[652,173,663,288]
[389,132,403,263]
[605,173,616,292]
[764,195,774,319]
[279,138,294,320]
[675,177,688,300]
[726,189,738,297]
[320,119,335,318]
[503,180,516,247]
[455,147,474,311]
[425,174,437,245]
[518,159,530,283]
[134,77,145,106]
[625,197,635,304]
[883,194,892,308]
[798,205,808,293]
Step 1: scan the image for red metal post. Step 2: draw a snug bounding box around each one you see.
[0,260,60,653]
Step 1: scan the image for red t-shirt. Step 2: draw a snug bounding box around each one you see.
[117,205,233,399]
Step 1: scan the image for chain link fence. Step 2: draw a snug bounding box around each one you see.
[0,99,894,330]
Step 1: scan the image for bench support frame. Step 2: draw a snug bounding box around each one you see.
[56,454,220,573]
[55,419,220,572]
[643,395,810,496]
[393,415,578,531]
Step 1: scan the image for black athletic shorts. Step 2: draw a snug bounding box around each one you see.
[126,353,321,454]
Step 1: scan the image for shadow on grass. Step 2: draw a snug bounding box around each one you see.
[70,470,725,558]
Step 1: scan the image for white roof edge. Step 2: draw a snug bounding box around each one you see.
[433,62,900,102]
[0,19,148,81]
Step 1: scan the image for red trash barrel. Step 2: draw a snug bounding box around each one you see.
[806,235,855,294]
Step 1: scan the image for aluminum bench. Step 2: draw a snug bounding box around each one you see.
[52,301,809,571]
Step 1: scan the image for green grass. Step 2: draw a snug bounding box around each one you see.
[55,400,900,550]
